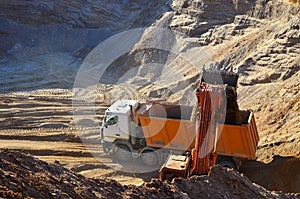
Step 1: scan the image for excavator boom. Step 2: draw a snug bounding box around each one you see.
[190,83,226,175]
[159,67,259,181]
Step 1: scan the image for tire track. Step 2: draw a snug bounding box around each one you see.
[0,90,108,130]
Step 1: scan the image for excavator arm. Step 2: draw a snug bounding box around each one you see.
[159,83,226,180]
[190,83,226,175]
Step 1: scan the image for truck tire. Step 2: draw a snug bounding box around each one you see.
[114,145,132,162]
[218,160,237,170]
[141,150,158,166]
[217,156,238,170]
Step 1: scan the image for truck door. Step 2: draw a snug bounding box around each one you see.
[103,115,120,141]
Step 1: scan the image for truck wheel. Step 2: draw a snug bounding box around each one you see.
[114,145,132,162]
[141,151,158,166]
[217,156,238,170]
[218,160,237,170]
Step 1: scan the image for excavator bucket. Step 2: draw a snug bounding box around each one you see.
[159,153,191,181]
[201,69,239,88]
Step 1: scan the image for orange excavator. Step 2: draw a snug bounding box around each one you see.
[159,68,259,180]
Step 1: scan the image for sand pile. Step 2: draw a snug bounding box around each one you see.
[1,149,298,199]
[0,149,125,199]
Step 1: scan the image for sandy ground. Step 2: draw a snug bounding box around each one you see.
[0,89,299,193]
[0,90,157,186]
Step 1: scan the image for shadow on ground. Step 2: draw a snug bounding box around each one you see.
[241,155,300,193]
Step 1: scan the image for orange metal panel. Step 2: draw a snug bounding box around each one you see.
[216,112,259,159]
[139,117,195,151]
[140,110,259,159]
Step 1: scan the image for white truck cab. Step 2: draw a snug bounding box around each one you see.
[100,99,183,165]
[101,99,139,144]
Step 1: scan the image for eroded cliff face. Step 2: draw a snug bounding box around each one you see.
[170,0,256,36]
[0,0,171,29]
[169,0,299,36]
[0,0,171,93]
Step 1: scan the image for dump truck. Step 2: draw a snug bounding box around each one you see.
[158,69,259,181]
[100,66,259,171]
[100,99,197,166]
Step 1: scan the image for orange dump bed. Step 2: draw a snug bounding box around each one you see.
[216,110,259,159]
[139,105,258,159]
[139,117,195,151]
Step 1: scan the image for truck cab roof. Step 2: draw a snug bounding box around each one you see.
[106,100,139,115]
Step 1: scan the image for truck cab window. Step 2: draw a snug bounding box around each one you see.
[105,115,118,126]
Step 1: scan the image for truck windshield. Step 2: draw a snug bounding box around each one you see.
[105,115,118,126]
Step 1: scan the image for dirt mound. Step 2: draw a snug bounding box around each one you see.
[1,149,299,199]
[0,149,125,199]
[171,167,299,199]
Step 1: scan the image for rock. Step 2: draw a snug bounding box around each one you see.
[170,0,256,37]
